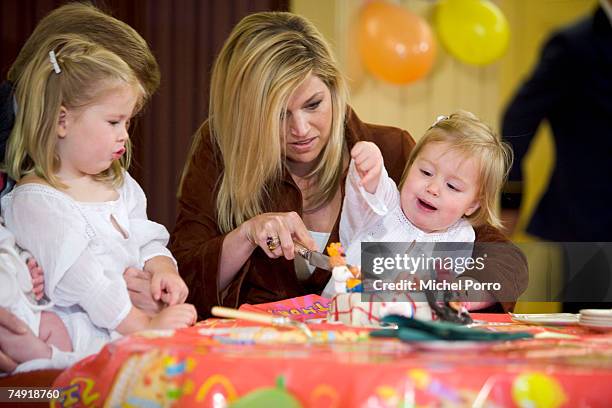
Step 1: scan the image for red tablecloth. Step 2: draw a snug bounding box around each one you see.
[51,296,612,407]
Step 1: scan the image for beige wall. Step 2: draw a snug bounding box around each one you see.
[291,0,596,236]
[292,0,500,140]
[291,0,598,312]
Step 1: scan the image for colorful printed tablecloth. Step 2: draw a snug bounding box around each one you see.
[52,296,612,407]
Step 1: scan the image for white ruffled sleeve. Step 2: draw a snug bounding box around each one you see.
[3,189,131,330]
[122,173,176,267]
[340,160,400,245]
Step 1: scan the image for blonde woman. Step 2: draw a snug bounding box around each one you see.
[171,12,528,318]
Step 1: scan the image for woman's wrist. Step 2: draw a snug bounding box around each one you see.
[240,219,258,250]
[218,220,259,291]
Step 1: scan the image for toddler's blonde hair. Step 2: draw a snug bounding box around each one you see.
[5,34,145,188]
[400,110,513,229]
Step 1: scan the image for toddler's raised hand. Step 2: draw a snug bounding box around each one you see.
[351,141,383,194]
[149,304,197,330]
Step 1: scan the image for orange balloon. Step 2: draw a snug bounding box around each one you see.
[358,0,436,84]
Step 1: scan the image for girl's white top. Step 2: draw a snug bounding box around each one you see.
[322,161,475,297]
[1,171,175,331]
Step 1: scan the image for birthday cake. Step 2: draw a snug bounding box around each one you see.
[324,243,434,326]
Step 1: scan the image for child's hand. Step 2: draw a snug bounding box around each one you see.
[351,141,383,194]
[124,267,164,316]
[26,258,44,301]
[149,304,197,330]
[150,267,189,306]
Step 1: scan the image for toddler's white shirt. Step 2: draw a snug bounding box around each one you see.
[322,161,474,298]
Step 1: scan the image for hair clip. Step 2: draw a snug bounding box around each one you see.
[432,115,449,127]
[49,50,61,74]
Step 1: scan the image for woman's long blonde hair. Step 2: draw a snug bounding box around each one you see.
[5,34,145,188]
[400,110,513,229]
[200,11,349,233]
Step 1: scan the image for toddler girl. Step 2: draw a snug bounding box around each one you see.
[324,111,512,307]
[1,34,196,365]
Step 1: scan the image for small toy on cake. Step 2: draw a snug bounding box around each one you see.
[325,243,434,327]
[328,242,362,293]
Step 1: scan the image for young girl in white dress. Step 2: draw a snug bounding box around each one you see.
[324,111,512,304]
[1,34,196,365]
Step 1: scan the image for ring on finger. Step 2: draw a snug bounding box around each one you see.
[266,236,281,251]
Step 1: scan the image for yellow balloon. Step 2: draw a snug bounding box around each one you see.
[512,373,566,408]
[435,0,510,65]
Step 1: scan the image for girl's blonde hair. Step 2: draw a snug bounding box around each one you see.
[193,11,349,233]
[5,34,146,188]
[400,110,513,229]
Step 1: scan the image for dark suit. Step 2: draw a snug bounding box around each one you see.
[502,6,612,241]
[502,7,612,310]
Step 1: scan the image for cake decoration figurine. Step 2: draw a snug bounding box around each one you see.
[327,243,362,294]
[325,242,433,326]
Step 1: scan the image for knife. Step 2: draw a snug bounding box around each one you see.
[294,240,333,271]
[294,240,356,272]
